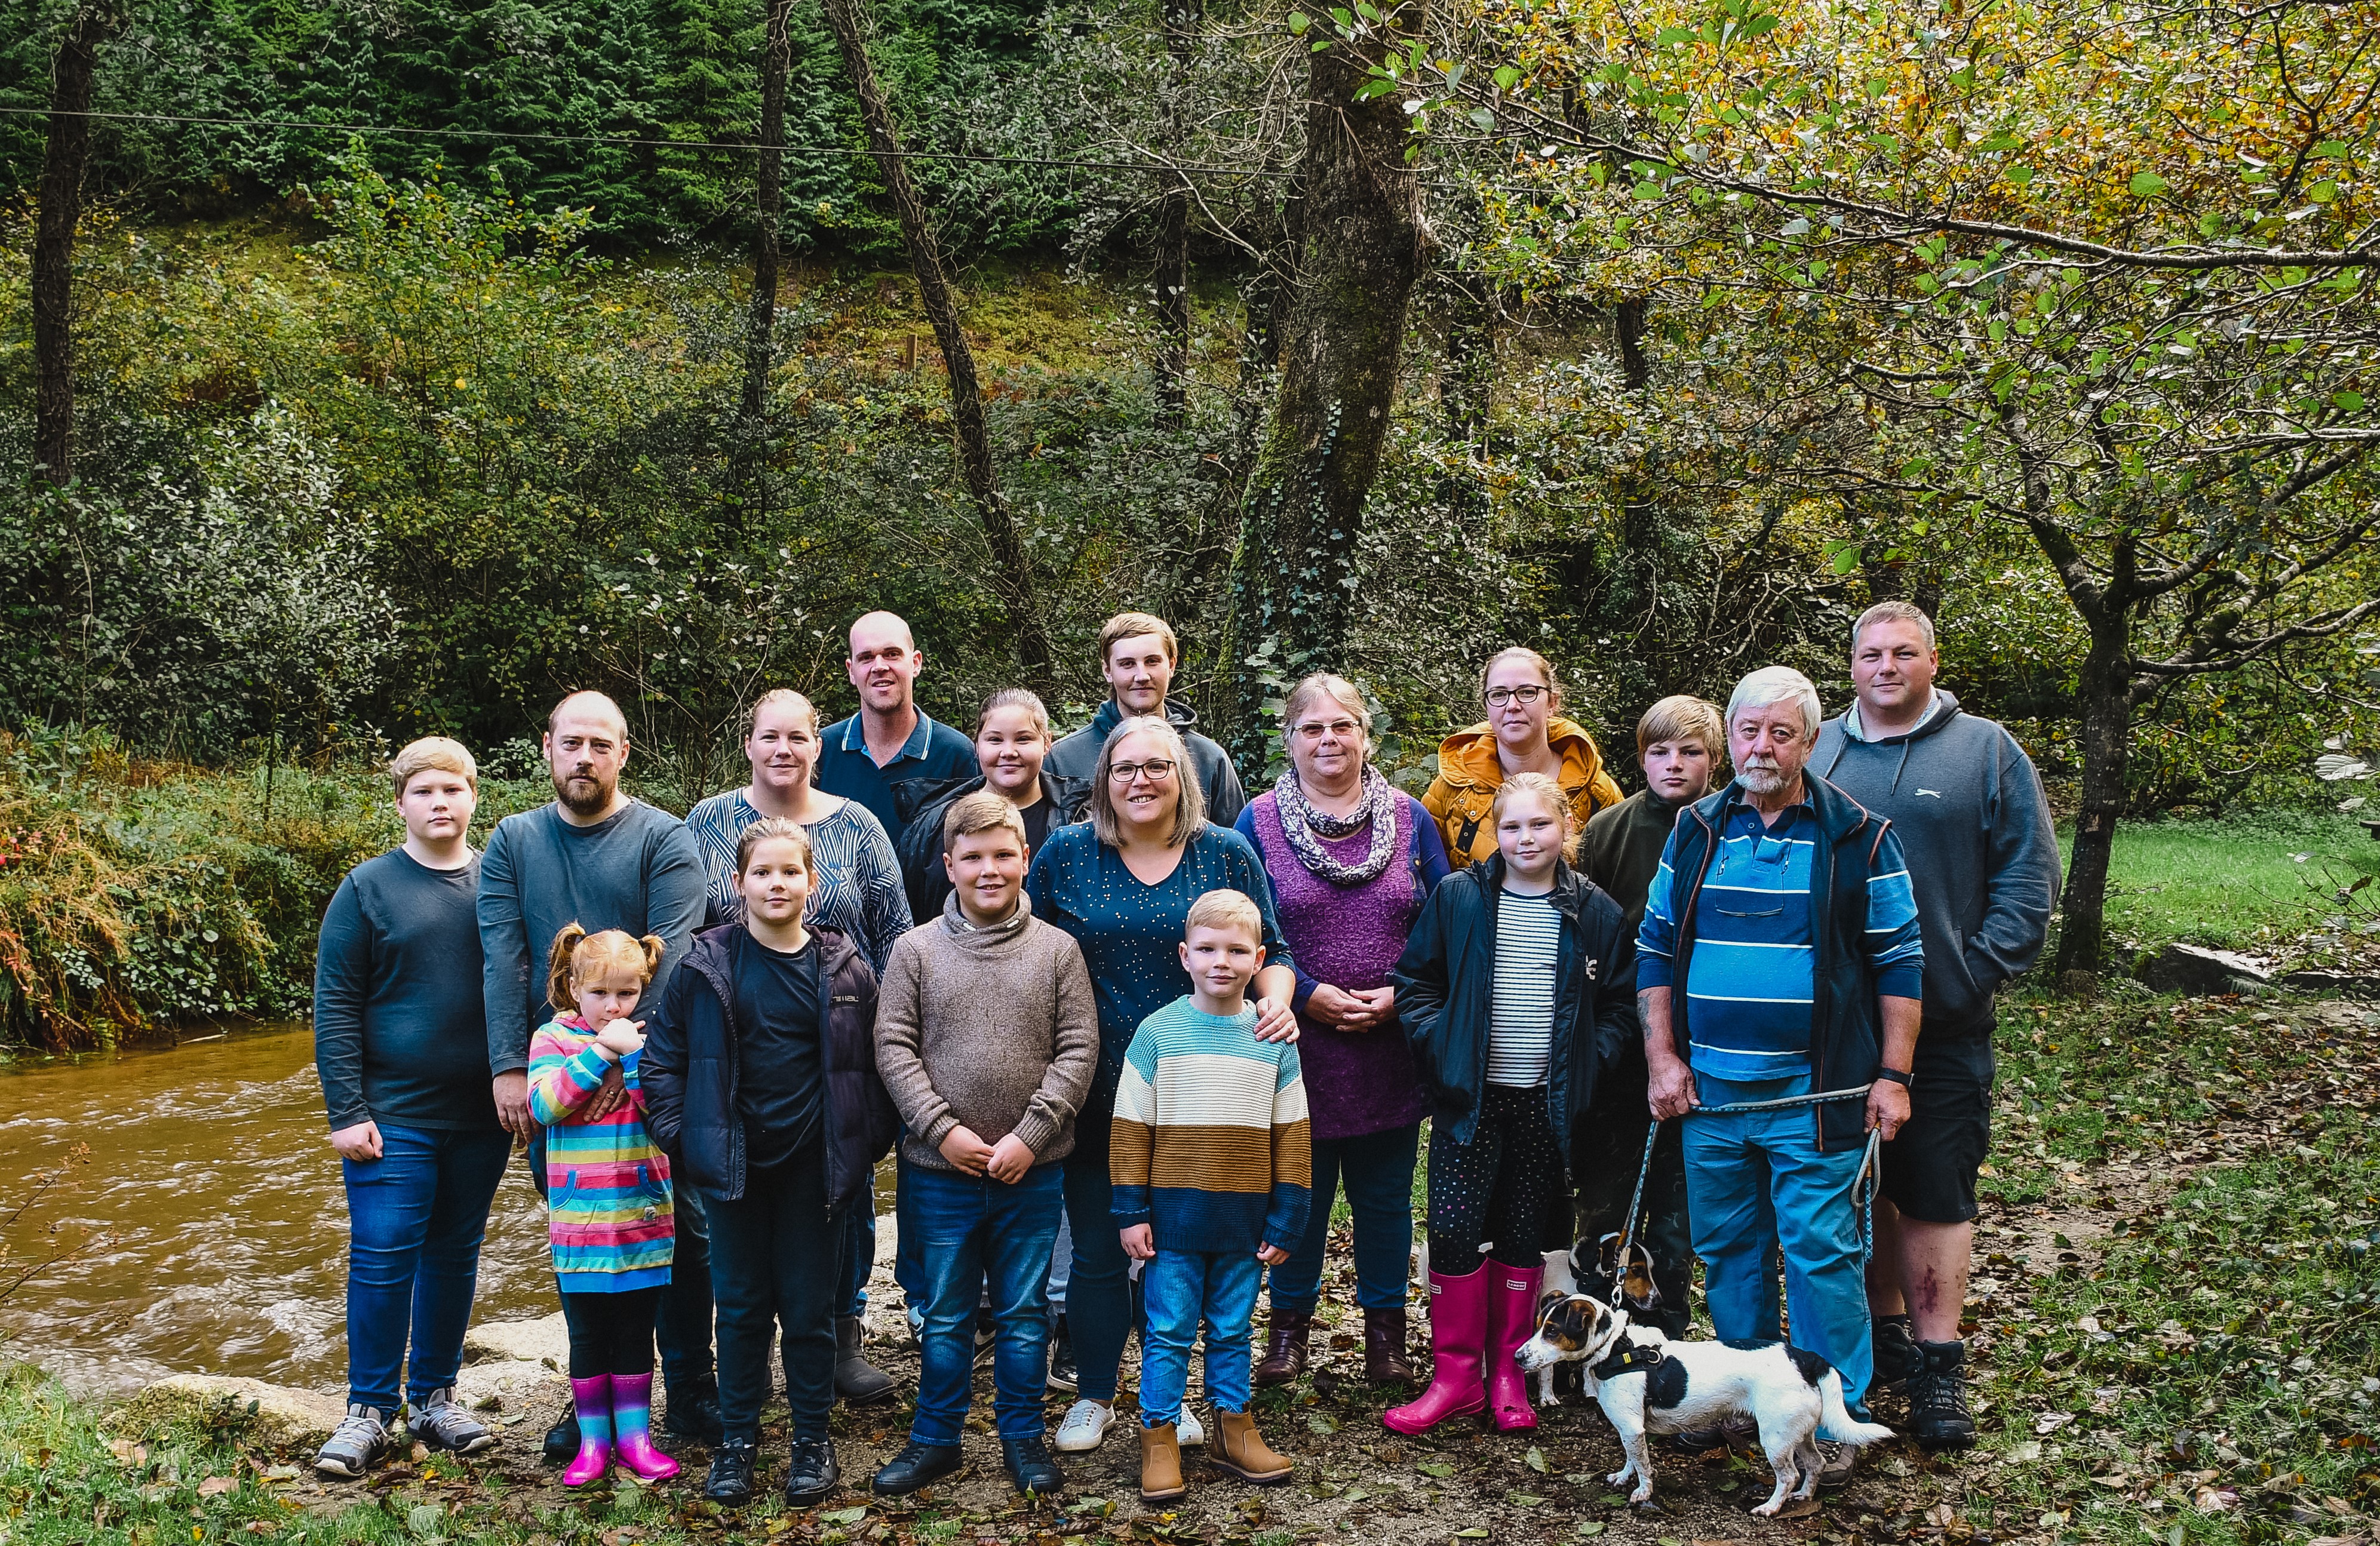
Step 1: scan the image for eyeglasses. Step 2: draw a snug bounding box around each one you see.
[1484,684,1549,708]
[1108,758,1178,783]
[1292,719,1362,741]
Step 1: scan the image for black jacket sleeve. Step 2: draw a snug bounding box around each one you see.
[1587,899,1641,1097]
[641,958,695,1156]
[1392,878,1458,1111]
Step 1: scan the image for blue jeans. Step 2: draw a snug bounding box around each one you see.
[1138,1249,1260,1428]
[840,1204,875,1317]
[340,1124,512,1412]
[1682,1071,1875,1428]
[893,1156,928,1321]
[1061,1133,1134,1401]
[907,1163,1064,1444]
[1265,1124,1417,1313]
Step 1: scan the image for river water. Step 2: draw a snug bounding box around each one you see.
[0,1023,555,1398]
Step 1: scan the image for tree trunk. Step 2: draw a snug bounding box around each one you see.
[2055,611,2135,976]
[1151,0,1199,430]
[1221,11,1430,766]
[741,0,793,426]
[32,0,127,487]
[1438,279,1499,520]
[816,0,1052,675]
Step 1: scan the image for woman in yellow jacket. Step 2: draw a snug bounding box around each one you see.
[1423,647,1625,867]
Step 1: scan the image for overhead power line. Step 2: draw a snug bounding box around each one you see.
[0,104,1298,180]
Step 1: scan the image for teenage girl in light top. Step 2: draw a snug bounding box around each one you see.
[530,926,681,1486]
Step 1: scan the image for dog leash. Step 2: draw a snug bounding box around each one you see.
[1608,1084,1885,1307]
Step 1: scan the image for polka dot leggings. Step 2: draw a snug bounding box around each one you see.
[1426,1084,1567,1275]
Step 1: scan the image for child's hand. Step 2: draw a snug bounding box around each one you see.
[1119,1224,1155,1261]
[984,1134,1035,1183]
[594,1018,646,1058]
[939,1125,996,1175]
[1256,1242,1290,1266]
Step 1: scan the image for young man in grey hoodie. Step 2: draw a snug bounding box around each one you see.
[1811,602,2060,1452]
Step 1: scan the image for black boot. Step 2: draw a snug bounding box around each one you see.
[1002,1434,1065,1496]
[704,1438,758,1505]
[541,1406,580,1467]
[1046,1313,1077,1394]
[663,1378,724,1444]
[871,1439,963,1495]
[1908,1339,1978,1451]
[784,1436,842,1507]
[1872,1313,1918,1396]
[834,1316,898,1404]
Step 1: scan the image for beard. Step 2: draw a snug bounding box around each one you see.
[553,767,615,816]
[1737,757,1790,795]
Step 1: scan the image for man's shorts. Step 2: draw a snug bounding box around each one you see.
[1878,1032,1995,1224]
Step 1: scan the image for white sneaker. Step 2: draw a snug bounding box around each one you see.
[1052,1398,1115,1453]
[1176,1406,1205,1447]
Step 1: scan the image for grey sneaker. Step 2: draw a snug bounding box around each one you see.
[1816,1439,1859,1484]
[409,1386,495,1454]
[315,1404,392,1479]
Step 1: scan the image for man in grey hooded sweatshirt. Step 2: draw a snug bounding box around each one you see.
[1811,601,2059,1453]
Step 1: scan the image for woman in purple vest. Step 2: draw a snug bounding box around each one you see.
[1234,673,1450,1390]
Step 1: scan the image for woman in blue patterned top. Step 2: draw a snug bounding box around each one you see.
[1025,715,1297,1458]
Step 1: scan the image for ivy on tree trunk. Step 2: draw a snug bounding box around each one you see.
[32,0,127,488]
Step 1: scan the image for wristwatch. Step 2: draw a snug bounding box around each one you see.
[1874,1067,1914,1087]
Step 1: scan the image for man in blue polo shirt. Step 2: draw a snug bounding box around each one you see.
[815,611,978,845]
[1636,665,1924,1465]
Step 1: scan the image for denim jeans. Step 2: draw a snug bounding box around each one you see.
[905,1163,1064,1444]
[708,1144,844,1443]
[1264,1123,1417,1313]
[340,1124,512,1412]
[1138,1249,1260,1428]
[1682,1071,1875,1425]
[840,1204,875,1317]
[893,1155,928,1321]
[657,1183,714,1395]
[1060,1133,1133,1402]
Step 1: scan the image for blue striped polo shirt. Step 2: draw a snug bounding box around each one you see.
[1636,797,1924,1080]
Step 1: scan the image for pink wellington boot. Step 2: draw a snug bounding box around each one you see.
[561,1376,615,1486]
[1485,1260,1545,1431]
[609,1374,680,1482]
[1383,1260,1490,1435]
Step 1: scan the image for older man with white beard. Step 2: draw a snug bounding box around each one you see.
[1636,666,1926,1457]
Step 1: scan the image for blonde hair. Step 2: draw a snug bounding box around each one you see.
[390,736,477,797]
[1635,696,1724,761]
[975,687,1051,740]
[1478,646,1564,711]
[1852,600,1937,652]
[1089,715,1205,847]
[546,924,666,1016]
[747,688,820,737]
[1491,772,1580,863]
[1184,887,1262,943]
[1281,673,1372,735]
[1098,611,1179,669]
[942,788,1028,853]
[736,815,813,875]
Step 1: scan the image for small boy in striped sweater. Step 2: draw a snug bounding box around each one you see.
[1112,889,1310,1504]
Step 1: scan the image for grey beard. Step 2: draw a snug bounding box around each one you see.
[1738,763,1788,794]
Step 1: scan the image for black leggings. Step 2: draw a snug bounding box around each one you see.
[558,1286,662,1379]
[1427,1084,1567,1274]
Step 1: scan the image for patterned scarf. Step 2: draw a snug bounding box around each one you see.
[1273,765,1400,886]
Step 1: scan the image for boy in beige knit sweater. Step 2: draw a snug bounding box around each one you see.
[872,790,1098,1498]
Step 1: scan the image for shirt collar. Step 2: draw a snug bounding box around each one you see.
[1844,689,1940,743]
[840,711,936,762]
[1724,784,1814,826]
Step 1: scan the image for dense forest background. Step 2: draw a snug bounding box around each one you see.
[2,0,2376,1005]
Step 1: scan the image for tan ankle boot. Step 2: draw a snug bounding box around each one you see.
[1138,1422,1187,1502]
[1214,1409,1292,1484]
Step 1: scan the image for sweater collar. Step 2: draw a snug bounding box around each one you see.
[940,888,1036,943]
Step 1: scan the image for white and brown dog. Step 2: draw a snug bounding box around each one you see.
[1514,1294,1896,1515]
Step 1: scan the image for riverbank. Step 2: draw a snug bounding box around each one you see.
[5,985,2373,1546]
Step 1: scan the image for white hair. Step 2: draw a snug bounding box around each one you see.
[1725,666,1823,741]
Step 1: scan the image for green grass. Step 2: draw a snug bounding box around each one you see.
[2078,809,2378,953]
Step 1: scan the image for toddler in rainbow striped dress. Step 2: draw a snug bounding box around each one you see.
[530,924,681,1486]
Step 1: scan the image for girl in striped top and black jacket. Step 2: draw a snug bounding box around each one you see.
[1387,773,1638,1439]
[530,926,681,1488]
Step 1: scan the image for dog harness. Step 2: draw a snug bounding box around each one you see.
[1591,1340,1668,1380]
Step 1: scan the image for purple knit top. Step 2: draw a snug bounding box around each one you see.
[1236,790,1448,1141]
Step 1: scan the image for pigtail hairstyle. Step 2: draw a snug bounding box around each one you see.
[545,923,668,1016]
[1491,771,1580,863]
[546,922,591,1015]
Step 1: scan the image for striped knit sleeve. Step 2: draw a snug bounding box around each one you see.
[1864,824,1926,1000]
[1635,826,1685,991]
[1263,1043,1312,1254]
[1108,1023,1161,1230]
[529,1024,618,1127]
